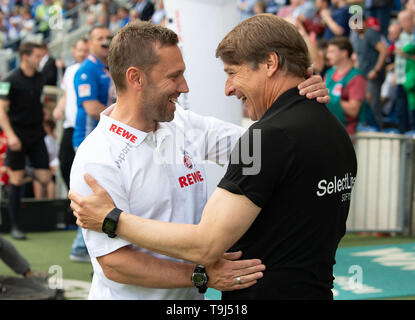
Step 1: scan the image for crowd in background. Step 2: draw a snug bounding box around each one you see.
[239,0,415,136]
[0,0,165,49]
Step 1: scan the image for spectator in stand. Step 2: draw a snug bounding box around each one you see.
[35,0,57,41]
[117,7,130,28]
[253,0,268,14]
[364,0,395,38]
[351,16,389,130]
[20,6,36,39]
[297,0,329,39]
[134,0,155,21]
[129,9,141,23]
[108,13,120,34]
[7,5,23,43]
[380,23,402,122]
[87,0,104,20]
[151,0,165,25]
[321,0,351,40]
[38,42,58,86]
[237,0,257,22]
[0,11,8,47]
[265,0,285,14]
[53,38,89,191]
[278,0,316,24]
[395,10,415,133]
[325,37,367,135]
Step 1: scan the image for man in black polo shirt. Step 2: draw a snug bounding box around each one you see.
[69,15,356,299]
[0,42,52,240]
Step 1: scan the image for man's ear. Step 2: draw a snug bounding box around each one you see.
[126,67,145,91]
[265,52,279,77]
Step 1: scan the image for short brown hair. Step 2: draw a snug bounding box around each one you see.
[328,37,354,58]
[216,14,310,78]
[18,42,41,58]
[108,21,178,92]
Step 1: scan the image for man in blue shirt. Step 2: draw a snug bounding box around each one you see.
[321,0,351,40]
[73,25,115,149]
[70,25,115,262]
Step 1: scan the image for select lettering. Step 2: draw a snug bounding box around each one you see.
[316,173,356,197]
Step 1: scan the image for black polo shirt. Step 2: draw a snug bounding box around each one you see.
[0,68,46,143]
[218,87,357,300]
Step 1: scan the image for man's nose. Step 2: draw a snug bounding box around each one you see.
[179,78,189,93]
[225,79,235,97]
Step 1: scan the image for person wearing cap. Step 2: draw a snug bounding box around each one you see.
[351,15,389,130]
[70,25,116,263]
[69,16,355,300]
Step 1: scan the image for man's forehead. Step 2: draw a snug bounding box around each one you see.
[90,28,110,39]
[158,45,186,70]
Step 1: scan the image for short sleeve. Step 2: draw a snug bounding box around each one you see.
[0,78,12,101]
[367,29,381,48]
[218,125,295,208]
[70,156,131,258]
[74,67,99,104]
[343,75,367,102]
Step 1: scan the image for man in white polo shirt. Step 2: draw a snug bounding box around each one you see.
[53,38,89,191]
[70,21,329,299]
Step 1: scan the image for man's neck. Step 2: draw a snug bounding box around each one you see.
[20,62,35,77]
[267,74,306,108]
[335,59,353,74]
[91,52,108,66]
[109,95,157,133]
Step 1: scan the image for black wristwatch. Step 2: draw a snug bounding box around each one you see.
[191,264,209,294]
[102,207,122,238]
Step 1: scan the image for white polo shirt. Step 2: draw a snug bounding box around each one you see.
[70,104,245,300]
[60,63,80,129]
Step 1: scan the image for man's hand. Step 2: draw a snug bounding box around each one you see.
[7,134,21,151]
[69,173,115,232]
[207,251,265,291]
[298,67,330,104]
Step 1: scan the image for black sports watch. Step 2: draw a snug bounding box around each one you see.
[102,208,122,238]
[191,264,209,294]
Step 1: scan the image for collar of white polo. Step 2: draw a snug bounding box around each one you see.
[99,105,149,147]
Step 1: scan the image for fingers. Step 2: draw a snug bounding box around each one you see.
[298,82,325,96]
[83,173,103,193]
[68,190,83,210]
[228,258,264,271]
[224,272,264,291]
[305,88,329,100]
[305,66,314,78]
[316,95,330,104]
[222,251,242,261]
[297,74,322,90]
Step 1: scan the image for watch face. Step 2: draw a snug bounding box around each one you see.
[192,273,207,286]
[103,219,116,233]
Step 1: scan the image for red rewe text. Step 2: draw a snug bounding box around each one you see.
[178,171,204,188]
[109,124,138,143]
